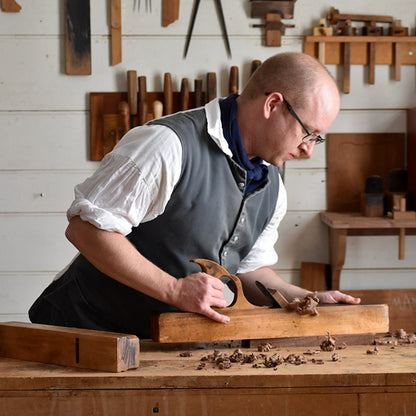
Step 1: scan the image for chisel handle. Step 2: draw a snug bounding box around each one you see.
[138,76,147,125]
[206,72,217,103]
[164,72,173,115]
[180,78,189,111]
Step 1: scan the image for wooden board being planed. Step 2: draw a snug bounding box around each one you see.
[0,322,140,372]
[151,304,389,343]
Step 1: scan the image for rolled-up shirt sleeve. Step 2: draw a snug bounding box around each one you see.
[237,175,287,274]
[67,124,182,236]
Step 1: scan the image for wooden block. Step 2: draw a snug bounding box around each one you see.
[393,210,416,220]
[151,305,389,343]
[300,262,329,291]
[0,322,140,372]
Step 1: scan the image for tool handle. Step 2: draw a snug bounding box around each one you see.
[194,78,203,107]
[138,76,147,125]
[118,101,130,137]
[180,78,189,111]
[152,100,163,119]
[191,259,257,310]
[229,66,239,94]
[206,72,217,103]
[250,60,261,76]
[164,72,173,115]
[127,70,138,115]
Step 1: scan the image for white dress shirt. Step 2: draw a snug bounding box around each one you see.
[67,99,287,274]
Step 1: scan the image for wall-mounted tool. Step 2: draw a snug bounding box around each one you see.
[1,0,21,12]
[184,0,231,58]
[250,0,296,47]
[312,19,333,64]
[229,66,239,94]
[162,0,179,27]
[304,9,415,94]
[65,0,91,75]
[111,0,122,65]
[127,70,138,128]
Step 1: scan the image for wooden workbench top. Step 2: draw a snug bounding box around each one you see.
[1,341,415,391]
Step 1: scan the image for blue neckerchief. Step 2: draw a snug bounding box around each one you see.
[220,94,269,195]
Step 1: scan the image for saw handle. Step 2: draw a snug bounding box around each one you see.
[190,258,257,310]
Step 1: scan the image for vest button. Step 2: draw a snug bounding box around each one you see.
[233,235,239,242]
[223,250,228,257]
[238,182,245,189]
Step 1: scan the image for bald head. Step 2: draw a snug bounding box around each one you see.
[242,52,339,111]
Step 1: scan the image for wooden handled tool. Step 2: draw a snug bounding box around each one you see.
[180,78,189,111]
[150,259,389,343]
[1,0,21,12]
[229,66,239,94]
[206,72,217,103]
[152,100,163,119]
[127,70,138,128]
[194,78,203,107]
[164,72,173,115]
[65,0,92,75]
[138,76,147,125]
[119,101,130,137]
[111,0,122,65]
[0,322,140,372]
[250,60,262,76]
[326,7,393,25]
[162,0,179,27]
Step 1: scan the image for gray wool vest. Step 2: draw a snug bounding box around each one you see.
[29,107,281,338]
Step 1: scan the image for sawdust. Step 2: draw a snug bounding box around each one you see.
[287,292,320,316]
[375,329,416,346]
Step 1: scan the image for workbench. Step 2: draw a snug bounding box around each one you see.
[320,211,416,289]
[1,340,415,415]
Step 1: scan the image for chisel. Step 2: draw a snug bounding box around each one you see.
[127,70,138,128]
[180,78,189,111]
[138,76,147,125]
[164,73,173,115]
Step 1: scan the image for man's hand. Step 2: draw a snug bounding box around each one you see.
[317,290,361,305]
[170,273,230,324]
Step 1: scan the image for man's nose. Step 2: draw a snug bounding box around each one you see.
[299,141,316,157]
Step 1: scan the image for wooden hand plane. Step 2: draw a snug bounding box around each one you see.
[150,259,389,343]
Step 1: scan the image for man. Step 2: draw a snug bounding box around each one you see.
[29,52,360,337]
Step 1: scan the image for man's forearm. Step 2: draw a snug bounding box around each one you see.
[65,216,178,305]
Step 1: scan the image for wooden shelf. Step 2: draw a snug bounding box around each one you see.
[320,212,416,289]
[304,35,416,65]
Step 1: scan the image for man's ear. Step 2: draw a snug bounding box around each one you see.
[263,92,284,119]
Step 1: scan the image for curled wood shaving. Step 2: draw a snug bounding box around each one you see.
[257,342,274,352]
[287,292,320,316]
[284,354,307,365]
[331,353,340,361]
[320,333,337,351]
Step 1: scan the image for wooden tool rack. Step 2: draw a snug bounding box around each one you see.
[1,341,415,415]
[304,36,416,93]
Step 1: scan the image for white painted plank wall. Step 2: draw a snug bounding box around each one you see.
[1,0,415,321]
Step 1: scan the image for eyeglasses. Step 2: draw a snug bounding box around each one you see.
[265,93,325,144]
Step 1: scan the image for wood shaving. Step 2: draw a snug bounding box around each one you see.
[366,347,379,355]
[179,351,193,357]
[395,328,407,339]
[257,342,273,352]
[331,353,340,361]
[311,358,325,364]
[285,354,307,365]
[196,362,206,370]
[264,353,284,368]
[287,292,320,316]
[304,349,320,355]
[320,333,337,351]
